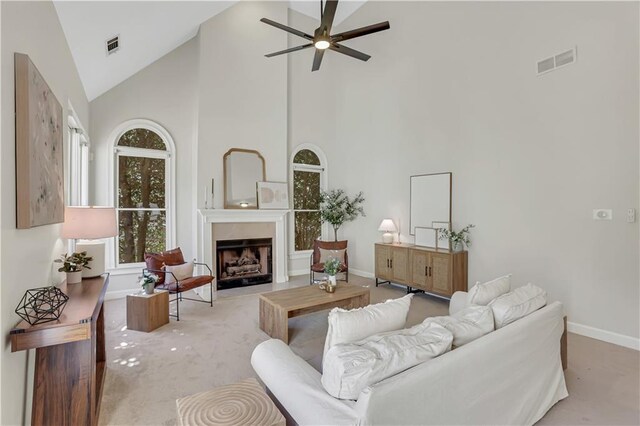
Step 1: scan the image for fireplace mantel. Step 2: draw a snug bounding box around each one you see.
[197,209,289,300]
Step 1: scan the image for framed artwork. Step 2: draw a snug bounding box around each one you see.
[15,53,64,228]
[257,181,289,210]
[415,227,438,248]
[432,221,451,250]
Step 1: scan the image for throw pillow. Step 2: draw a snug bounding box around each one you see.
[467,274,512,306]
[322,322,453,400]
[323,294,413,358]
[164,261,194,284]
[319,248,346,264]
[489,283,547,328]
[162,247,185,266]
[424,305,494,347]
[144,253,166,284]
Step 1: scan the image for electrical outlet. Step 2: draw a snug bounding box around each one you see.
[628,209,636,223]
[593,209,612,220]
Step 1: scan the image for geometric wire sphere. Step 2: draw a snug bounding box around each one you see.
[15,286,69,326]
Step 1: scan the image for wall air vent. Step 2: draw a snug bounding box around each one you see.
[106,36,120,55]
[537,47,577,76]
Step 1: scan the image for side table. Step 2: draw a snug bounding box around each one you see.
[127,290,169,332]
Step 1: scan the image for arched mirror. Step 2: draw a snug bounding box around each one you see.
[223,148,266,209]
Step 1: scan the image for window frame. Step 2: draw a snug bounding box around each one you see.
[289,144,328,257]
[107,119,176,271]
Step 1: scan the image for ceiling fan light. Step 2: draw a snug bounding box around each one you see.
[314,40,330,50]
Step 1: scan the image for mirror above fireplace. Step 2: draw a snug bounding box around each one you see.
[223,148,266,209]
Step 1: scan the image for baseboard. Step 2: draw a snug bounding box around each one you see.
[288,269,309,277]
[568,321,639,351]
[349,268,375,279]
[105,288,138,300]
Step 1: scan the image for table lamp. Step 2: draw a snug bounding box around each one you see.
[61,206,117,278]
[378,219,397,244]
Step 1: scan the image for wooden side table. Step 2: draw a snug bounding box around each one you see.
[127,290,169,332]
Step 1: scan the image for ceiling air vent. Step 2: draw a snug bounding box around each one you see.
[106,35,120,55]
[537,46,577,76]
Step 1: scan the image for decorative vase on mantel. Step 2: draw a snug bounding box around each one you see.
[66,270,82,284]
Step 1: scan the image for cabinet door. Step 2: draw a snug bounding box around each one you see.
[411,250,430,290]
[391,247,409,283]
[375,245,391,279]
[430,253,453,296]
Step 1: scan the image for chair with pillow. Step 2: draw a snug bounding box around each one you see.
[143,247,215,321]
[309,240,349,285]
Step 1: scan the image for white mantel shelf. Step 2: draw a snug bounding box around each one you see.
[197,209,290,300]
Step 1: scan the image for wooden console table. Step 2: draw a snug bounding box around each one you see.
[10,275,109,426]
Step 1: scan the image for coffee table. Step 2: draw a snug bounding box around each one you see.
[259,284,370,344]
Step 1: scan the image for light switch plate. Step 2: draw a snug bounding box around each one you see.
[628,209,636,223]
[593,209,612,220]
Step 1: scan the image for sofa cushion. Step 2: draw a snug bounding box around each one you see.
[425,305,494,347]
[322,322,453,400]
[489,283,547,328]
[468,274,512,306]
[323,294,413,358]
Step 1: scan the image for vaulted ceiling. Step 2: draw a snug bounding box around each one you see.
[53,1,366,101]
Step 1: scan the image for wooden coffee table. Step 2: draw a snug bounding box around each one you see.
[259,284,370,344]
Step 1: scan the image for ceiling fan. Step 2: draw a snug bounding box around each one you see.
[260,0,390,71]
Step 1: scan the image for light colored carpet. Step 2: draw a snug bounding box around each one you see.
[99,275,639,426]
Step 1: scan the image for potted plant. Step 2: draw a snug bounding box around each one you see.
[55,252,92,284]
[138,272,158,295]
[439,224,475,252]
[324,257,342,287]
[319,189,365,241]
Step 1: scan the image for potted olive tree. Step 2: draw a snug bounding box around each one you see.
[319,189,365,241]
[55,252,92,284]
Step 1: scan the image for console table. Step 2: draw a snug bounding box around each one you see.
[10,275,109,426]
[375,243,467,298]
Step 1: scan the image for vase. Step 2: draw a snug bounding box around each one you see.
[328,275,337,286]
[66,270,82,284]
[142,282,155,295]
[452,241,464,252]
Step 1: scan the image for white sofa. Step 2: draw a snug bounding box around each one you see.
[252,296,568,425]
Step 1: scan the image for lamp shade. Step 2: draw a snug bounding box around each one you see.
[61,206,117,239]
[378,219,397,233]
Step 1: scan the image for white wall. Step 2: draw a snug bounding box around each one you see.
[288,1,639,345]
[1,1,89,424]
[90,37,200,293]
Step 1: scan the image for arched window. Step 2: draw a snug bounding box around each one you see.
[111,120,175,266]
[290,144,327,252]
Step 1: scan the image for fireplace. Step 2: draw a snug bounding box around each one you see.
[216,238,273,290]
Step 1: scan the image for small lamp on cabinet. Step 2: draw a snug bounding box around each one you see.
[62,206,117,278]
[378,219,397,244]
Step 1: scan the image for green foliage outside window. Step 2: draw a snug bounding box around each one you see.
[117,129,167,264]
[293,149,322,251]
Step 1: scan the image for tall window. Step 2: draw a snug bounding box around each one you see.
[68,117,89,206]
[114,124,174,266]
[292,146,326,251]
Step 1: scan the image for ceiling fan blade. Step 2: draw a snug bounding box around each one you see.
[319,0,339,34]
[329,43,371,62]
[312,48,325,71]
[331,21,390,43]
[265,44,314,58]
[260,18,313,41]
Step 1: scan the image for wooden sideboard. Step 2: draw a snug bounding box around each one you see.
[375,243,467,298]
[10,275,109,426]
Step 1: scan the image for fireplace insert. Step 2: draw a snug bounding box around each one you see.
[216,238,272,290]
